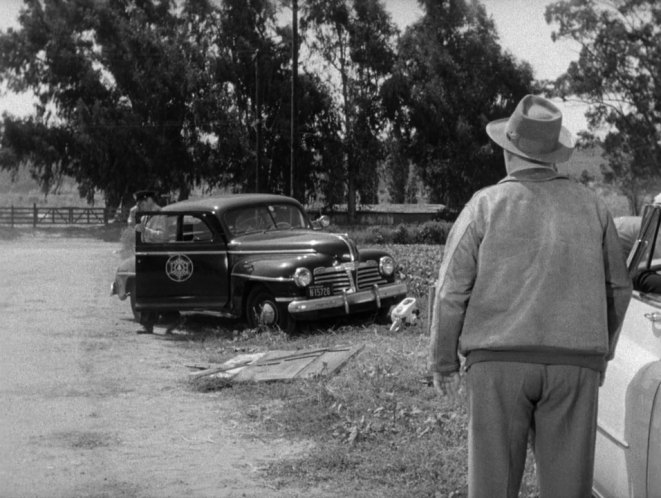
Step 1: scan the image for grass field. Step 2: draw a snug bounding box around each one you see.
[187,244,540,497]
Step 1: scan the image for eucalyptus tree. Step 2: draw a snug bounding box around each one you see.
[215,0,340,201]
[301,0,397,217]
[384,0,533,207]
[0,0,233,209]
[0,0,340,207]
[546,0,661,213]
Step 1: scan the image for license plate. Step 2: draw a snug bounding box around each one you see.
[307,284,333,298]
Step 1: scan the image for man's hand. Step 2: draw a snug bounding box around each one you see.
[433,372,461,402]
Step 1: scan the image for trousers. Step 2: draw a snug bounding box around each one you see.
[466,361,599,498]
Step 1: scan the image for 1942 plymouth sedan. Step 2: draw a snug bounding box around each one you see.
[595,204,661,497]
[110,193,407,332]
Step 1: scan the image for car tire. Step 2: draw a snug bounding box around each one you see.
[246,287,297,333]
[129,279,142,323]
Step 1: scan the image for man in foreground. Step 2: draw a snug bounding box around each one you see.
[428,95,632,497]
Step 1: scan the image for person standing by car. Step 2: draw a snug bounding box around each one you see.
[130,190,163,334]
[128,190,159,227]
[428,95,632,497]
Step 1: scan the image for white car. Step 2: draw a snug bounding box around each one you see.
[595,205,661,497]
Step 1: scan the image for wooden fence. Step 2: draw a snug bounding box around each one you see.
[0,204,112,227]
[0,204,447,227]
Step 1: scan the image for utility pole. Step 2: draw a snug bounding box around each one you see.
[255,49,261,193]
[290,0,298,198]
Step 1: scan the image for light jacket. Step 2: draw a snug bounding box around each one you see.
[428,166,632,374]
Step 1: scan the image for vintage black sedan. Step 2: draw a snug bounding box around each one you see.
[111,194,407,332]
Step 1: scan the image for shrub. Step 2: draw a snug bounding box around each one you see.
[343,221,452,245]
[413,221,451,245]
[368,226,388,244]
[392,224,409,244]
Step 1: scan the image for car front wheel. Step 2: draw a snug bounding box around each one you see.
[246,287,296,333]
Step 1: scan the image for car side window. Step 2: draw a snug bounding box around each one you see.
[630,208,661,294]
[142,214,214,244]
[143,214,176,243]
[180,215,213,242]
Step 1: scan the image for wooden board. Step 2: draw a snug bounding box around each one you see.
[198,345,364,383]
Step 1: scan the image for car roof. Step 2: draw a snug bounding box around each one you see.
[161,194,302,213]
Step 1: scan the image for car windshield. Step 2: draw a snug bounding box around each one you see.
[224,203,308,236]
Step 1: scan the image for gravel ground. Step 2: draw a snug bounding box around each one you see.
[0,233,317,498]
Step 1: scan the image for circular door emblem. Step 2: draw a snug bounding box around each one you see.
[165,254,193,282]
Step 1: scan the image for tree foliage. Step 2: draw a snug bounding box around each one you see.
[384,0,534,207]
[0,0,337,208]
[301,0,397,216]
[546,0,661,213]
[0,0,543,212]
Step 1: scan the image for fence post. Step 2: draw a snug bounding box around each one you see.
[33,203,37,228]
[103,207,109,225]
[11,205,15,227]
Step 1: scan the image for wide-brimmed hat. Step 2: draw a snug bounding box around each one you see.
[486,95,574,164]
[134,190,156,202]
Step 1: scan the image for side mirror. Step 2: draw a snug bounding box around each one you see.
[311,215,331,230]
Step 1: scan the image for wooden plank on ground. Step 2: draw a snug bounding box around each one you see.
[189,345,365,383]
[231,345,362,382]
[232,349,319,382]
[188,353,264,379]
[296,344,364,378]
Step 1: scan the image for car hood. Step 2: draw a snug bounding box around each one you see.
[229,230,359,260]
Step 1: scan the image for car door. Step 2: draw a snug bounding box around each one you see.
[135,211,230,312]
[594,206,661,498]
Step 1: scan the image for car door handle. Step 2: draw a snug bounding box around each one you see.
[644,312,661,323]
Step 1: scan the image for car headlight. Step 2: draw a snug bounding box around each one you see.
[379,256,395,277]
[293,267,313,287]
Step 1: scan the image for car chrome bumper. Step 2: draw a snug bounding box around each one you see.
[287,282,408,316]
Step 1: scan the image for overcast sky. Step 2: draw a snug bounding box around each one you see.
[0,0,586,131]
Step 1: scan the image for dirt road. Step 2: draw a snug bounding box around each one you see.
[0,233,309,498]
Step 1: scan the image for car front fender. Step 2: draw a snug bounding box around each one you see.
[111,256,135,300]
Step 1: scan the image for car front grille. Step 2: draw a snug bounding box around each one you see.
[356,266,388,289]
[313,262,388,294]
